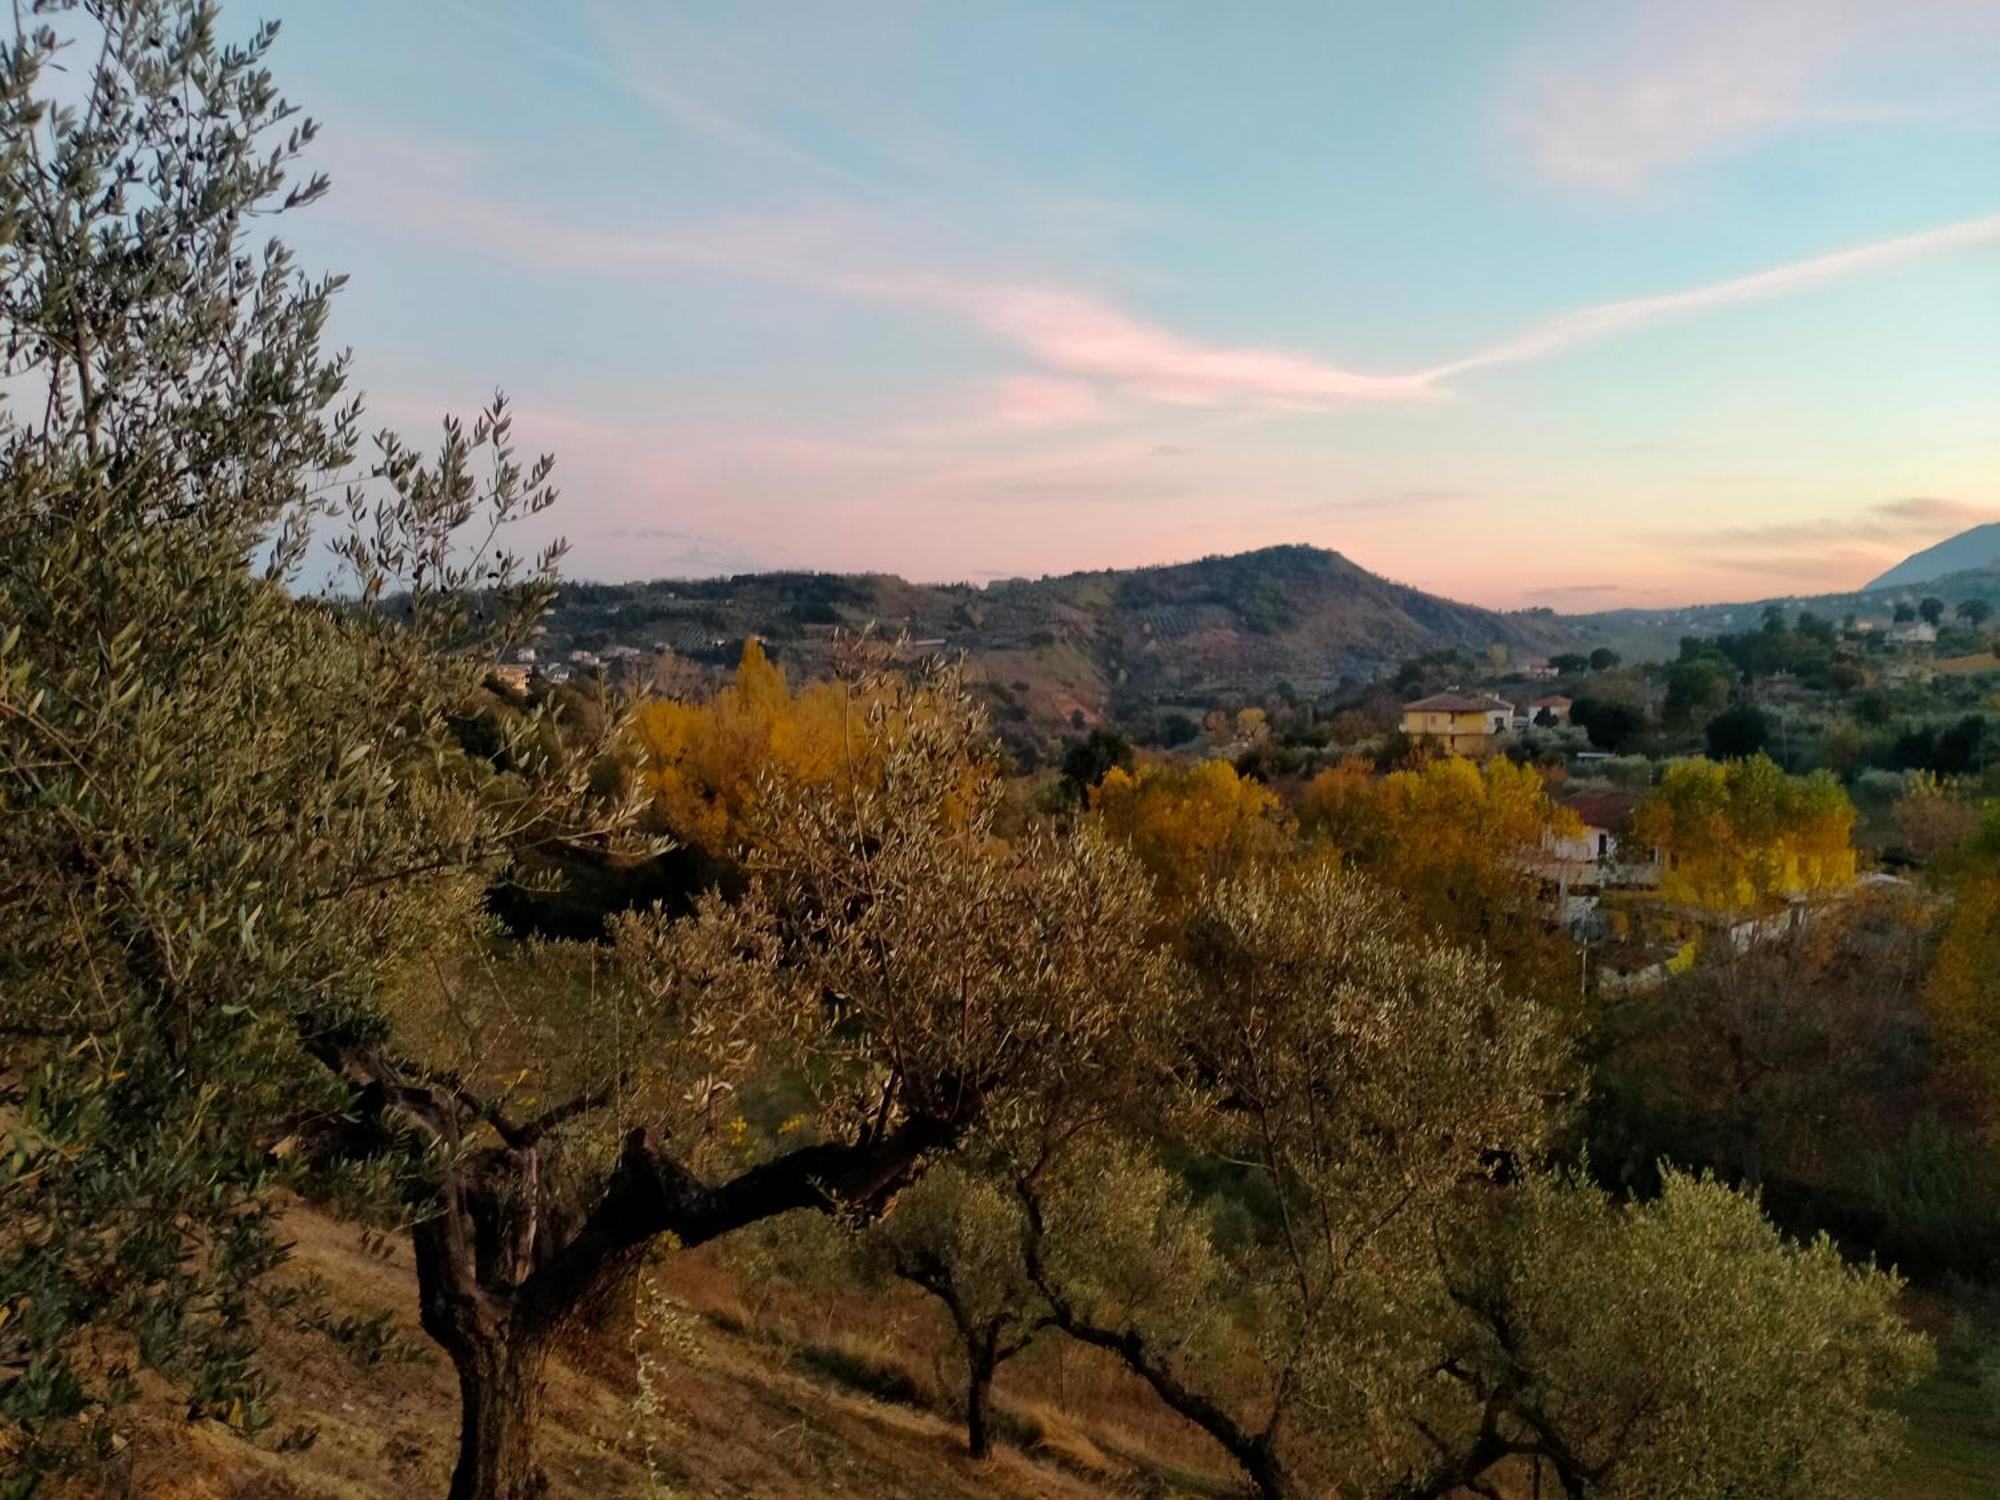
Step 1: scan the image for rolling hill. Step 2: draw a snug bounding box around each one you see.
[537,544,1585,730]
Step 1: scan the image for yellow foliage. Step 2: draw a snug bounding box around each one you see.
[1091,758,1289,912]
[631,640,985,853]
[1300,754,1580,870]
[1926,874,2000,1122]
[1296,754,1582,994]
[1630,754,1856,911]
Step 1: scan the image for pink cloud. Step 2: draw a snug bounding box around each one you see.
[955,286,1435,407]
[337,124,2000,416]
[989,376,1107,427]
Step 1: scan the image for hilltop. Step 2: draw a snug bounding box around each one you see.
[1867,523,2000,591]
[536,544,1584,730]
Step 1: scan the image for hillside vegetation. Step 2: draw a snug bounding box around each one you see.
[537,545,1581,732]
[8,10,2000,1500]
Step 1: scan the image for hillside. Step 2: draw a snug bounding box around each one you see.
[537,544,1582,729]
[65,1201,1999,1500]
[1573,563,2000,664]
[67,1202,1241,1500]
[1868,524,2000,591]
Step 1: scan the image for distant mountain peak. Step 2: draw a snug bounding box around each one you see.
[1868,522,2000,591]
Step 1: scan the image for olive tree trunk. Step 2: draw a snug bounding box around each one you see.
[443,1325,553,1500]
[963,1329,999,1460]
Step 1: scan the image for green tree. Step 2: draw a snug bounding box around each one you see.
[1663,657,1732,730]
[0,10,1171,1496]
[1957,598,1993,628]
[864,1162,1049,1458]
[1023,863,1567,1499]
[1920,596,1946,627]
[1423,1171,1929,1500]
[1058,724,1133,803]
[1705,702,1772,760]
[1588,646,1621,670]
[1572,696,1646,752]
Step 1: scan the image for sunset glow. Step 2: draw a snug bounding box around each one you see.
[275,0,2000,608]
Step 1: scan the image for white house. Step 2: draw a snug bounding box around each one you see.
[1535,791,1661,930]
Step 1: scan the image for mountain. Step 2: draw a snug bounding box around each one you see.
[1866,523,2000,590]
[539,544,1584,730]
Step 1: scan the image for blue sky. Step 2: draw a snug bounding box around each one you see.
[265,0,2000,607]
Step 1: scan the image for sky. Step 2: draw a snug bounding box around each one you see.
[264,0,2000,609]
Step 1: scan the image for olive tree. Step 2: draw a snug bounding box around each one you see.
[0,6,1174,1496]
[863,1160,1050,1458]
[1416,1169,1931,1500]
[1022,863,1567,1499]
[389,673,1168,1498]
[0,2,590,1481]
[1019,866,1929,1500]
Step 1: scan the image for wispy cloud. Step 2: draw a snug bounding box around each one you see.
[338,121,2000,415]
[916,210,2000,408]
[1650,494,1996,594]
[1503,1,1893,192]
[948,286,1434,406]
[437,0,873,190]
[1532,583,1630,598]
[1428,213,2000,381]
[1667,495,1994,552]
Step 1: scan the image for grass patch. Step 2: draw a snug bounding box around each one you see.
[792,1335,935,1411]
[1894,1354,2000,1498]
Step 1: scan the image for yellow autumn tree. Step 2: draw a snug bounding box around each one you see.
[1091,758,1291,914]
[631,640,985,854]
[1301,754,1579,875]
[1297,754,1583,998]
[1293,756,1382,857]
[1630,754,1856,911]
[1924,803,2000,1127]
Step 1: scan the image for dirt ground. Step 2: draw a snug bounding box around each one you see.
[52,1205,1229,1500]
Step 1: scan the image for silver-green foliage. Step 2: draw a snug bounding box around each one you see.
[1433,1169,1932,1500]
[0,2,608,1479]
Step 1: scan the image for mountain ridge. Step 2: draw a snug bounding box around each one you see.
[1865,522,2000,591]
[540,543,1586,730]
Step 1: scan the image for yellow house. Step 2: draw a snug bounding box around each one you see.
[1400,692,1515,755]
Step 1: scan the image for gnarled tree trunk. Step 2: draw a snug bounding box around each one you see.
[443,1323,553,1500]
[411,1149,575,1500]
[381,1112,962,1500]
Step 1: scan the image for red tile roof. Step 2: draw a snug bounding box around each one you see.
[1561,790,1636,830]
[1404,692,1514,714]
